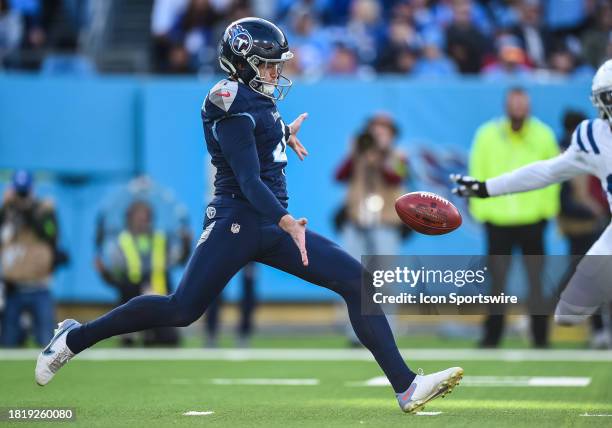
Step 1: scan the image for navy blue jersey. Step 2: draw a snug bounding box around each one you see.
[201,79,291,223]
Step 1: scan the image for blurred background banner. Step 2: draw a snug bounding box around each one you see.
[0,75,595,302]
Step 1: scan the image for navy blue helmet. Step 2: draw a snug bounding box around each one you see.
[219,17,293,101]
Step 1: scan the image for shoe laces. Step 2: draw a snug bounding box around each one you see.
[49,349,72,373]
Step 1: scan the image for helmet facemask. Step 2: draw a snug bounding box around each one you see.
[218,18,295,101]
[591,88,612,125]
[246,51,294,101]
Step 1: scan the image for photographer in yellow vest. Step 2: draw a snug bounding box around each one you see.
[95,200,190,346]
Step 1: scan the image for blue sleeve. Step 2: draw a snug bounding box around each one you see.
[215,115,289,223]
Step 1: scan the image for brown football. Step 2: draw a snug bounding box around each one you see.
[395,191,462,235]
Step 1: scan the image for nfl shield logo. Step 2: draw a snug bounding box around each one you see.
[231,223,241,234]
[206,206,216,219]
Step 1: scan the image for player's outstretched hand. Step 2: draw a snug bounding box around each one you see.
[450,174,489,198]
[288,113,309,161]
[279,214,309,266]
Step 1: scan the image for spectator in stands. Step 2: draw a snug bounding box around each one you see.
[445,0,491,74]
[581,0,612,69]
[468,87,559,348]
[389,0,414,24]
[17,0,81,49]
[321,0,353,26]
[40,31,95,75]
[151,0,189,72]
[432,0,494,35]
[7,0,89,70]
[482,33,533,79]
[6,0,45,70]
[166,0,229,74]
[222,0,251,25]
[547,46,594,79]
[166,43,191,74]
[0,171,62,347]
[5,0,608,77]
[542,0,590,34]
[508,0,551,69]
[278,0,322,23]
[60,0,90,33]
[327,42,360,75]
[281,7,331,78]
[381,45,419,74]
[152,0,190,38]
[487,0,521,29]
[0,0,22,68]
[95,200,191,346]
[413,28,458,77]
[411,0,436,32]
[375,17,421,74]
[340,0,384,67]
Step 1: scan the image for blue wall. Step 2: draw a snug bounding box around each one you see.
[0,74,595,302]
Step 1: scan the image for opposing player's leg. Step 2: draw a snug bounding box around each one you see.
[36,201,259,385]
[555,258,611,325]
[257,226,462,412]
[555,225,612,326]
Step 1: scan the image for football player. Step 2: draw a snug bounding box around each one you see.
[35,18,462,414]
[452,59,612,325]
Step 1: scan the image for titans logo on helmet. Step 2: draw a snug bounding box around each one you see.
[229,25,253,56]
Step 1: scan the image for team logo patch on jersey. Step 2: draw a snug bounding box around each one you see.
[197,221,216,246]
[231,223,241,234]
[206,206,216,219]
[229,25,253,56]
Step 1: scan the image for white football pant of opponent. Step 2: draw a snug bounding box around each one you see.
[452,59,612,325]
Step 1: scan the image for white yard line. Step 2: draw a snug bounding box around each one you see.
[211,378,319,386]
[183,411,214,416]
[580,413,612,417]
[416,411,443,416]
[350,376,592,387]
[153,377,319,386]
[2,348,612,362]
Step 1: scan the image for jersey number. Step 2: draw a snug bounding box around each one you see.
[273,121,288,162]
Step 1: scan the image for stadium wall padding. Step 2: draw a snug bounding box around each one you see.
[0,74,595,302]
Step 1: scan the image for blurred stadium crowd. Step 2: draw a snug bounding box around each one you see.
[0,0,611,78]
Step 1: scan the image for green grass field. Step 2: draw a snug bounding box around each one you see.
[1,345,611,427]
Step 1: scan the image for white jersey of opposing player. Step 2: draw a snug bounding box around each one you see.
[486,117,612,255]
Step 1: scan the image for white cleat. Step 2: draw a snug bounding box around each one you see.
[35,319,80,386]
[396,367,464,413]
